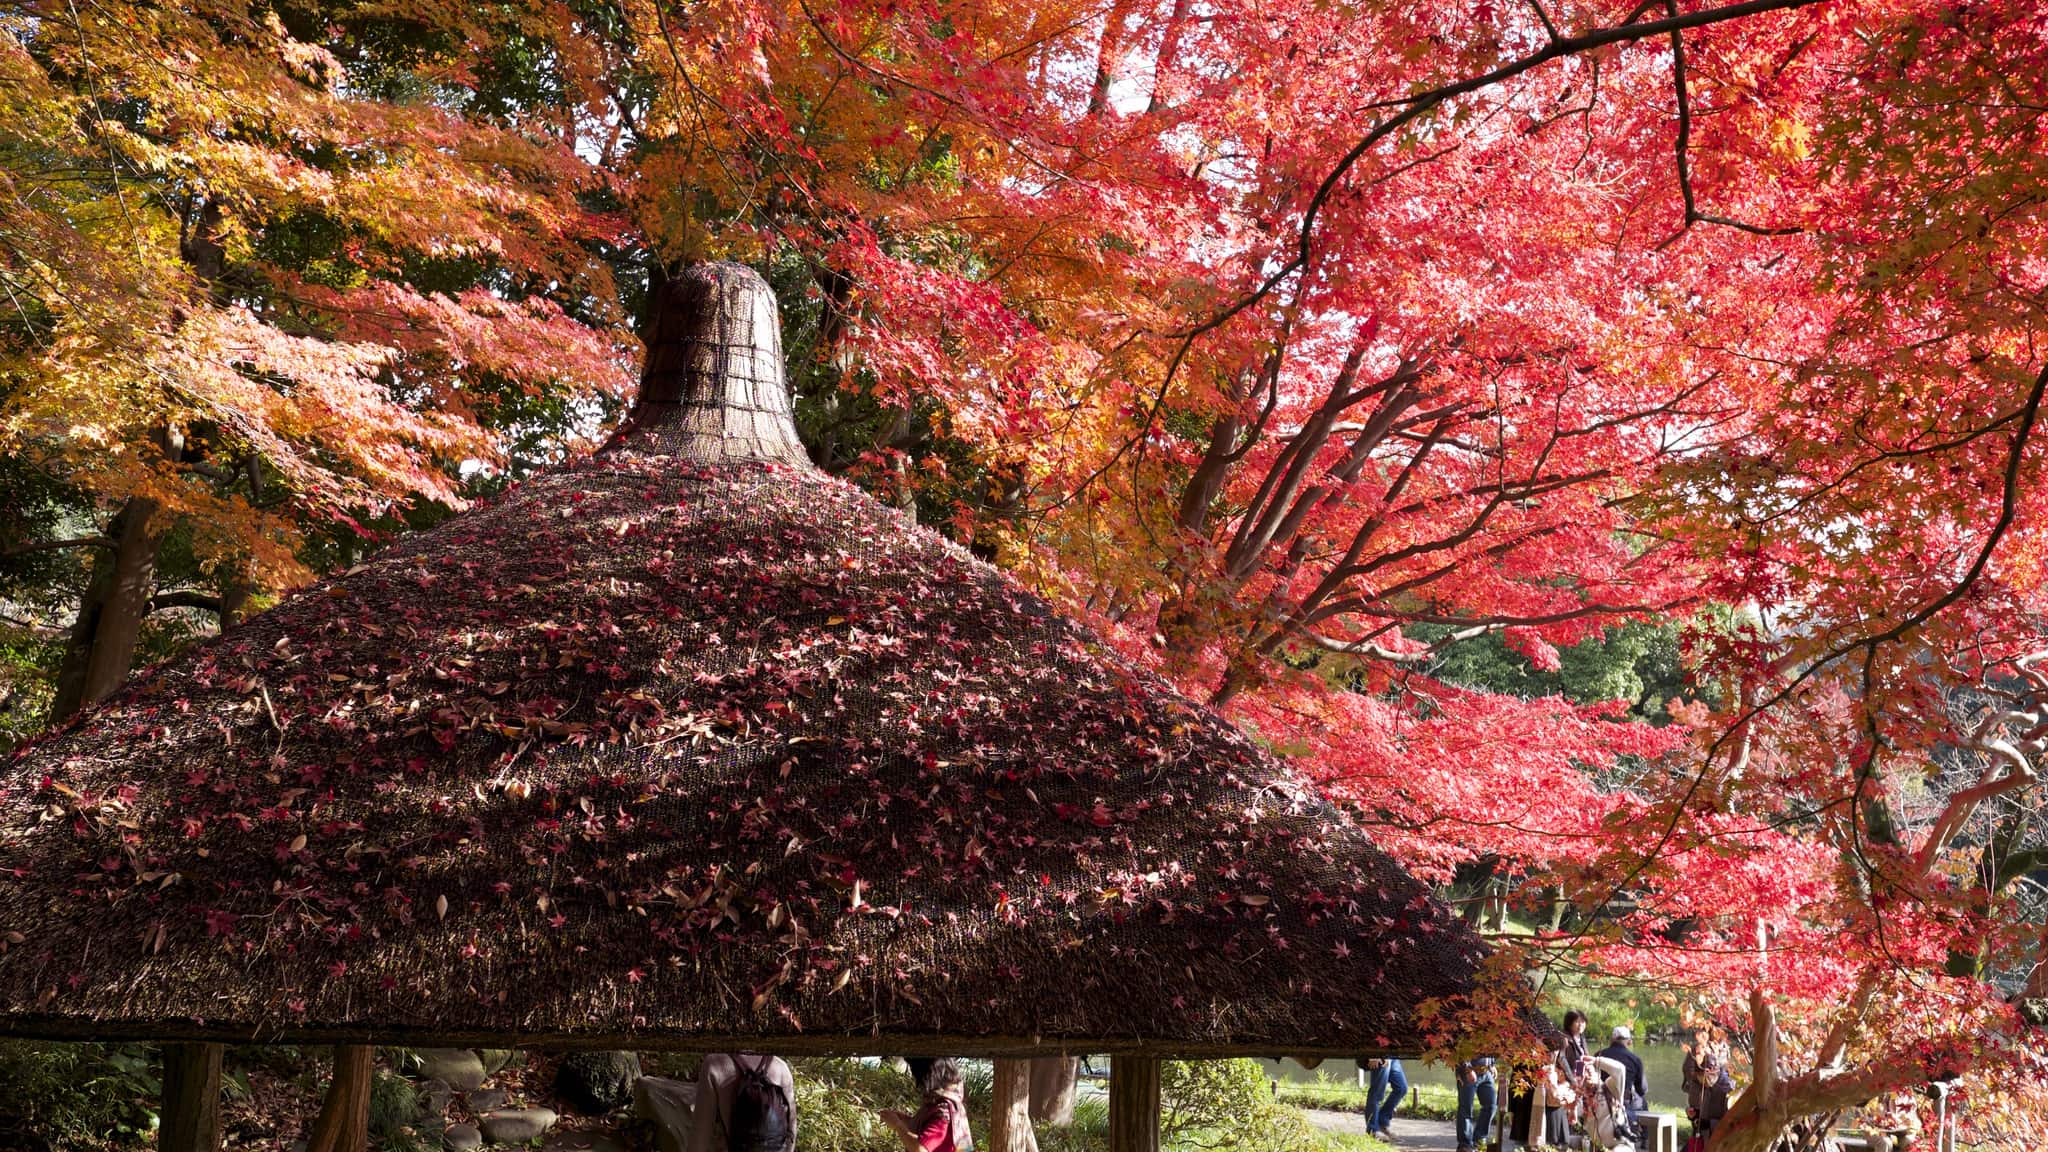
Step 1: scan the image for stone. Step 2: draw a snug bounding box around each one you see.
[553,1051,642,1114]
[480,1049,519,1076]
[466,1089,511,1114]
[541,1133,629,1152]
[632,1077,698,1152]
[421,1079,455,1117]
[480,1108,559,1145]
[445,1124,483,1152]
[419,1049,490,1093]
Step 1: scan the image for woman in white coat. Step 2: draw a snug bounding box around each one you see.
[1585,1056,1636,1152]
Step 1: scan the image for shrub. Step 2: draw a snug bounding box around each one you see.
[369,1068,439,1152]
[790,1058,921,1152]
[1160,1059,1323,1152]
[0,1041,160,1152]
[1036,1095,1110,1152]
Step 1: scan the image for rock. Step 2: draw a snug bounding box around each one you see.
[480,1108,559,1145]
[466,1089,511,1114]
[445,1124,483,1152]
[553,1051,642,1114]
[420,1049,490,1093]
[421,1079,455,1117]
[480,1049,519,1076]
[632,1077,698,1152]
[541,1133,629,1152]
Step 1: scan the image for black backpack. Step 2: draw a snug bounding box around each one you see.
[726,1056,794,1152]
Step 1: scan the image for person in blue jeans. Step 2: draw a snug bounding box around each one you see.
[1456,1057,1497,1152]
[1363,1057,1408,1136]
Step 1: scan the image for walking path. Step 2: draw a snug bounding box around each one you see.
[1302,1109,1461,1151]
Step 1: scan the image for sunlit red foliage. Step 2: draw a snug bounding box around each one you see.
[9,0,2048,1144]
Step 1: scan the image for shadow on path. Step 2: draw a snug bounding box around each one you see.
[1303,1109,1462,1151]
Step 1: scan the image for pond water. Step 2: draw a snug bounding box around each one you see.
[1262,1042,1694,1113]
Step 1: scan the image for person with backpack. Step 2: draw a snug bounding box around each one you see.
[692,1053,797,1152]
[882,1057,974,1152]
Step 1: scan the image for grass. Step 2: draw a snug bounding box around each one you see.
[1304,1128,1397,1152]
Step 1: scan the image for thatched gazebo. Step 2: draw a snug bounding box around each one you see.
[0,264,1493,1152]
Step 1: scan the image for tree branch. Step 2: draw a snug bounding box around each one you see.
[1053,0,1828,512]
[1305,622,1496,660]
[2,535,113,558]
[1657,0,1804,246]
[149,590,225,614]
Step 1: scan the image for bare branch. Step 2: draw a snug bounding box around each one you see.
[2,535,113,558]
[1305,621,1496,660]
[149,590,225,614]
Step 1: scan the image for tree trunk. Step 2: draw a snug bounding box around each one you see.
[991,1058,1040,1152]
[305,1045,375,1152]
[2028,921,2048,1001]
[1028,1057,1079,1126]
[217,560,255,630]
[160,1043,223,1152]
[50,497,165,721]
[1108,1057,1160,1152]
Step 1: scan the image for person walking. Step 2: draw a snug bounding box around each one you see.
[1364,1057,1410,1138]
[693,1054,797,1152]
[1456,1056,1497,1152]
[882,1057,974,1152]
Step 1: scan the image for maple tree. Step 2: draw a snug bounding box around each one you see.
[7,0,2048,1148]
[589,0,2048,1145]
[1,1,632,721]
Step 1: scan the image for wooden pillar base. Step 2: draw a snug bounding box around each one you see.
[305,1045,375,1152]
[1109,1056,1161,1152]
[161,1042,223,1152]
[991,1058,1040,1152]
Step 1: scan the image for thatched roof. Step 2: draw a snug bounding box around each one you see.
[0,263,1488,1056]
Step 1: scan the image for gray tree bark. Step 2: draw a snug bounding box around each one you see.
[1028,1057,1078,1126]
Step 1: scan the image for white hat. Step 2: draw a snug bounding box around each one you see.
[1611,1025,1633,1041]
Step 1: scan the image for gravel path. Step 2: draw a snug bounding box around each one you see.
[1302,1109,1463,1151]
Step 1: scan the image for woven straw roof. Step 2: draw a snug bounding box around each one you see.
[0,263,1488,1056]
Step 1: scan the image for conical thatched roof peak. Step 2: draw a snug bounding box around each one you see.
[0,263,1489,1056]
[622,263,811,468]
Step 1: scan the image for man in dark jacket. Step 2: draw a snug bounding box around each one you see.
[1596,1026,1647,1138]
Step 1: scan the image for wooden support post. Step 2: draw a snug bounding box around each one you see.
[991,1058,1040,1152]
[1494,1064,1512,1152]
[1028,1057,1078,1127]
[161,1042,223,1152]
[1108,1056,1161,1152]
[305,1045,375,1152]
